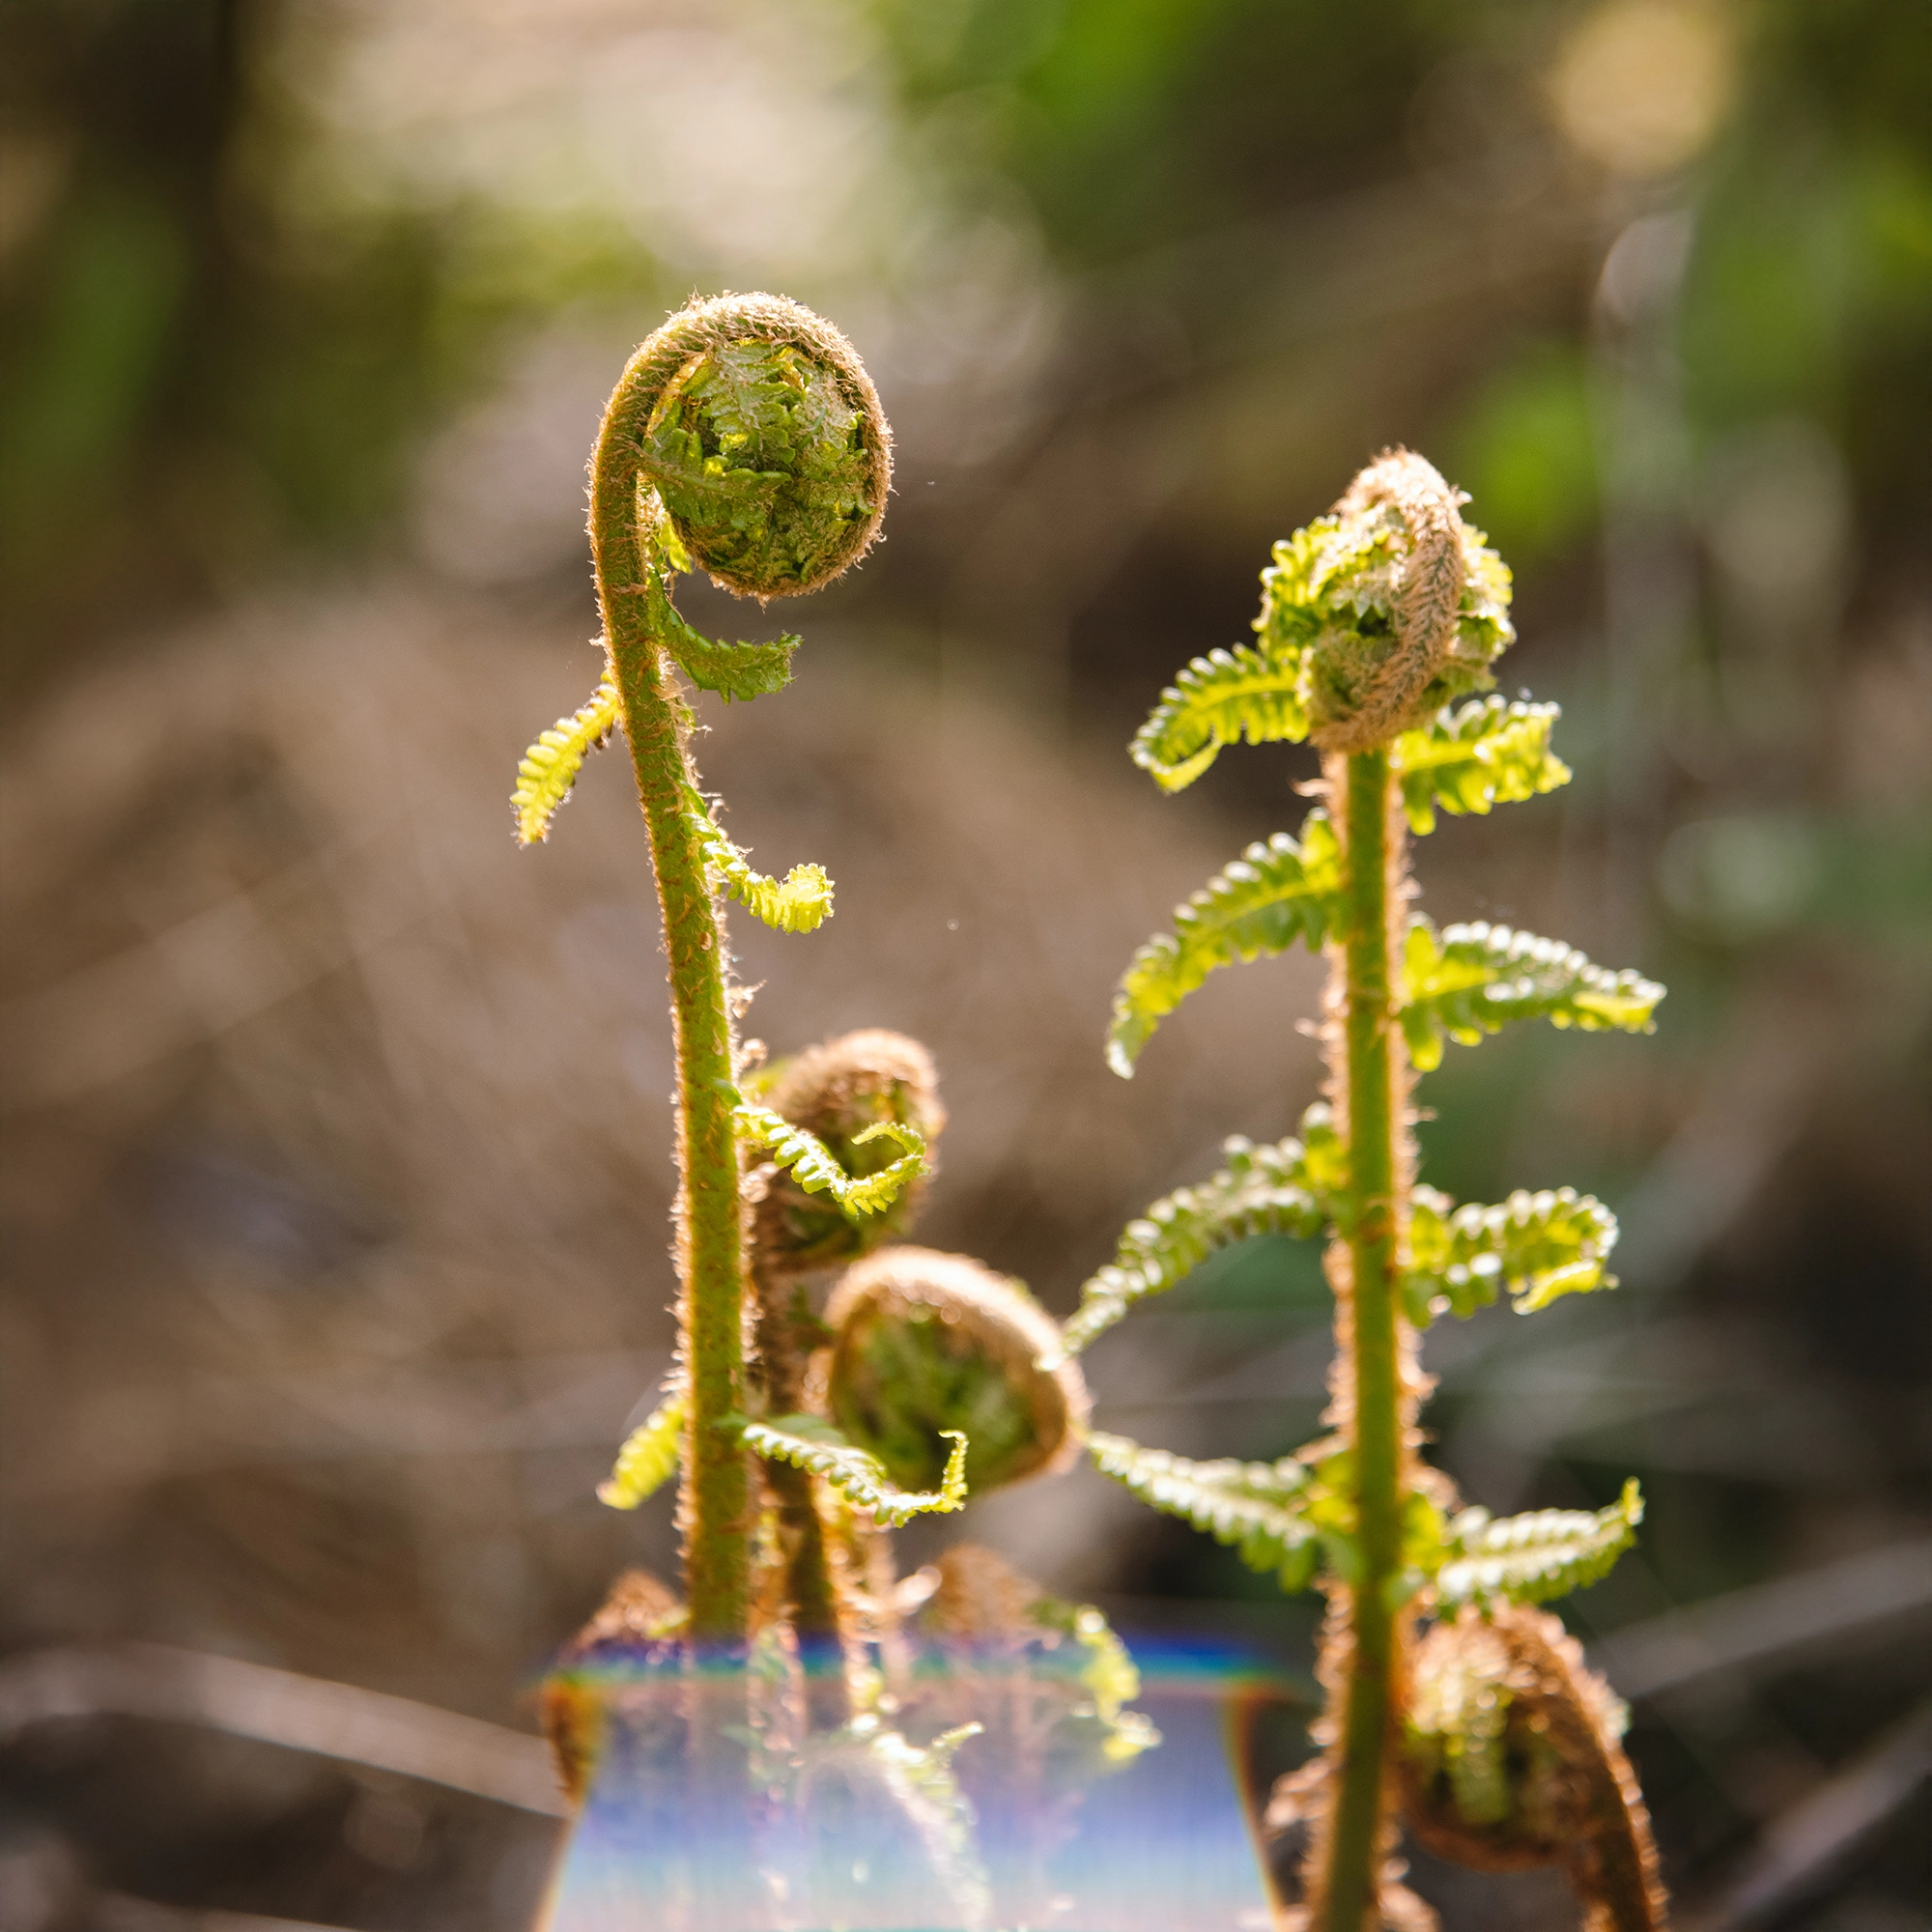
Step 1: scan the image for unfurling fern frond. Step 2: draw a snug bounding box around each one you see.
[1404,1185,1619,1324]
[1389,696,1571,836]
[1058,1117,1335,1358]
[1399,919,1664,1072]
[1128,639,1308,792]
[512,677,622,845]
[1086,1432,1321,1591]
[680,785,833,933]
[597,1382,688,1509]
[654,585,801,702]
[735,1104,928,1217]
[742,1413,967,1527]
[1107,811,1343,1076]
[1435,1480,1644,1610]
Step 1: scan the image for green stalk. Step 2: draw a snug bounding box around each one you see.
[592,382,751,1645]
[1322,745,1408,1931]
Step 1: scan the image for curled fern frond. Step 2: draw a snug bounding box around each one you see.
[619,293,892,599]
[1389,696,1571,837]
[1260,450,1516,754]
[742,1412,967,1527]
[1399,919,1665,1073]
[1404,1185,1619,1324]
[511,676,622,845]
[1129,639,1307,792]
[1107,810,1343,1076]
[735,1104,928,1217]
[597,1382,688,1510]
[681,785,833,933]
[1086,1432,1321,1591]
[826,1247,1086,1496]
[1059,1119,1333,1358]
[1435,1479,1644,1610]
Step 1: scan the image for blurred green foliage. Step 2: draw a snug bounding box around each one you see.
[4,0,1926,686]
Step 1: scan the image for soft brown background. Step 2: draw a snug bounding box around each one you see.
[3,3,1928,1927]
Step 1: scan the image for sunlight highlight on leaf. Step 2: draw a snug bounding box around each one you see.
[597,1382,687,1509]
[682,785,834,933]
[1389,696,1572,835]
[1399,919,1664,1071]
[1404,1185,1620,1323]
[1435,1480,1644,1609]
[1086,1433,1321,1592]
[1108,811,1342,1076]
[512,676,622,845]
[735,1104,928,1216]
[1059,1115,1334,1357]
[1128,639,1309,792]
[743,1413,967,1526]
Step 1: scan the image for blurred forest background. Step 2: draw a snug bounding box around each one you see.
[2,1,1928,1928]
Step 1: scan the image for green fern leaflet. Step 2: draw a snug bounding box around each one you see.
[743,1413,967,1527]
[1405,1185,1619,1323]
[1400,919,1664,1072]
[512,677,622,845]
[681,786,834,934]
[1086,1432,1321,1591]
[597,1382,687,1509]
[1129,639,1308,793]
[1435,1480,1644,1609]
[1389,696,1571,836]
[1060,1122,1333,1358]
[735,1105,928,1216]
[1108,811,1343,1076]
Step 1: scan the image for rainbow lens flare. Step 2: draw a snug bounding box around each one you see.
[537,1640,1289,1932]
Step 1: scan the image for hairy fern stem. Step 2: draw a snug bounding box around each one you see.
[1321,745,1416,1929]
[593,477,753,1640]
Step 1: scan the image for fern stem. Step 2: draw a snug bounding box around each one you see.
[592,360,752,1645]
[1323,745,1410,1930]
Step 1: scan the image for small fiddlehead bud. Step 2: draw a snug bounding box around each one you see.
[1399,1604,1668,1932]
[1271,447,1514,753]
[750,1030,946,1274]
[615,292,892,599]
[824,1247,1090,1497]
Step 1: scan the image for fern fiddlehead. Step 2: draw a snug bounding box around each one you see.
[1085,448,1666,1931]
[514,295,893,1642]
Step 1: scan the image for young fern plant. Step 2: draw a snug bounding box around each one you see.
[512,297,963,1644]
[1067,452,1669,1931]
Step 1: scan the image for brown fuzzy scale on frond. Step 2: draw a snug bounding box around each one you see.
[825,1246,1089,1498]
[1399,1604,1668,1931]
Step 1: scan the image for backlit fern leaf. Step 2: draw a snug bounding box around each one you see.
[1128,639,1308,793]
[597,1380,687,1509]
[1108,810,1343,1076]
[1404,1185,1619,1324]
[1435,1480,1644,1610]
[681,786,833,933]
[1086,1432,1320,1591]
[658,594,801,702]
[735,1104,928,1216]
[1399,919,1664,1072]
[1059,1113,1336,1357]
[743,1413,967,1527]
[1389,696,1571,836]
[512,677,622,845]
